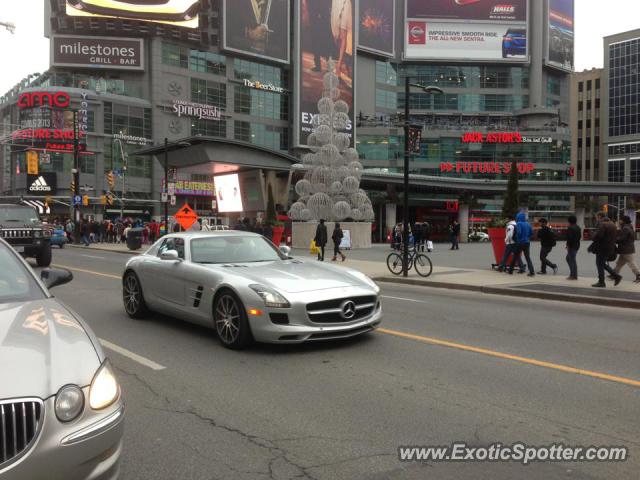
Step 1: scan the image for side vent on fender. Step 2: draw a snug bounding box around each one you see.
[191,286,204,308]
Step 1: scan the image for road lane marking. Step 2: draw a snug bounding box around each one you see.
[53,264,121,280]
[99,338,166,371]
[377,328,640,388]
[382,295,426,303]
[81,254,106,260]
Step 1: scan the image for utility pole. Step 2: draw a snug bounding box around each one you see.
[164,137,169,236]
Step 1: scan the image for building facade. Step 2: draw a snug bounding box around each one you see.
[0,0,574,227]
[570,68,604,182]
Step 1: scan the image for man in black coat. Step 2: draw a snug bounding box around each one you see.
[590,212,621,287]
[613,215,640,283]
[413,222,423,252]
[314,219,328,261]
[565,215,581,280]
[537,218,558,274]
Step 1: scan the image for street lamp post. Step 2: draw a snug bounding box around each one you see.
[402,78,443,277]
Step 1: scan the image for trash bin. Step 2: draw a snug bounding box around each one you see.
[126,228,144,250]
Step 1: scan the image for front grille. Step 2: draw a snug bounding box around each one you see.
[0,399,43,467]
[306,295,378,323]
[0,229,34,246]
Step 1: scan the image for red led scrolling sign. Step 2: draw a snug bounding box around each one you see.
[440,162,535,175]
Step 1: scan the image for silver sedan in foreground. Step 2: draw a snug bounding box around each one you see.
[0,238,124,480]
[122,231,382,349]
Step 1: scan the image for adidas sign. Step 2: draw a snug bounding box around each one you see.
[29,176,52,192]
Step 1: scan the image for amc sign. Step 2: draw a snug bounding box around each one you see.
[18,92,70,109]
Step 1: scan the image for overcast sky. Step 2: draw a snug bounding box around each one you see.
[1,1,640,94]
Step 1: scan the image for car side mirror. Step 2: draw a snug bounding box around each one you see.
[41,268,73,289]
[279,246,291,257]
[160,250,181,261]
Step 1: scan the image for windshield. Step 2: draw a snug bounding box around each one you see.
[0,207,40,225]
[0,244,46,303]
[191,236,285,264]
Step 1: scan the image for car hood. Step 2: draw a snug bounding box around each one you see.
[0,298,101,399]
[214,260,362,293]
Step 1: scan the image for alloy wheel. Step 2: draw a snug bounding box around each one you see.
[215,294,241,344]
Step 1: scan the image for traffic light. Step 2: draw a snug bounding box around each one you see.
[82,195,89,206]
[101,195,107,205]
[106,170,115,190]
[106,192,114,206]
[603,204,609,214]
[70,179,76,196]
[26,151,39,175]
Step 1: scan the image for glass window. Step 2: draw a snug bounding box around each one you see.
[234,59,287,87]
[191,78,226,109]
[191,118,227,137]
[608,159,625,182]
[190,236,284,264]
[162,42,226,76]
[234,86,288,120]
[234,121,289,151]
[0,243,45,303]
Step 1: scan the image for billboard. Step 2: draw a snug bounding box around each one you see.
[296,0,355,147]
[215,174,243,213]
[27,173,58,196]
[405,22,527,61]
[358,0,395,57]
[65,0,200,29]
[52,35,144,71]
[547,0,574,71]
[406,0,528,22]
[222,0,290,64]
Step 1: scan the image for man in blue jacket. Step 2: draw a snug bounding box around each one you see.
[508,212,535,276]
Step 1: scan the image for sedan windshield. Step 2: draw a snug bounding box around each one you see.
[191,236,285,264]
[0,244,46,303]
[0,207,40,224]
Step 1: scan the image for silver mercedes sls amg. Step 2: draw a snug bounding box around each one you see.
[122,231,382,349]
[0,238,124,479]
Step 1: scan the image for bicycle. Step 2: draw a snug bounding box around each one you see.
[386,246,433,277]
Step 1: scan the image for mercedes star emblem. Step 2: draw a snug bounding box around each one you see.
[340,300,357,320]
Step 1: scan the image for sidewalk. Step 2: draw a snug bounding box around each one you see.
[68,243,640,309]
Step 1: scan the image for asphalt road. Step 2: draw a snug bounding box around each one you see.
[38,247,640,479]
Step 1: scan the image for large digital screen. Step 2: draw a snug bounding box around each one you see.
[222,0,290,64]
[215,174,243,213]
[547,0,574,71]
[406,0,528,22]
[405,22,527,61]
[65,0,200,29]
[296,0,355,147]
[358,0,395,57]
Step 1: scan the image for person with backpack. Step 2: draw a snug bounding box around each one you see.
[498,214,524,273]
[508,212,535,276]
[331,223,346,262]
[613,215,640,283]
[565,215,581,280]
[537,218,558,275]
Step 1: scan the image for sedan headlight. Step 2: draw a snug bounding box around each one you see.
[55,385,85,422]
[89,360,120,410]
[348,270,380,293]
[249,284,290,308]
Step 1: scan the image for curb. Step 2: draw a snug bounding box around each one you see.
[68,244,138,256]
[373,276,640,311]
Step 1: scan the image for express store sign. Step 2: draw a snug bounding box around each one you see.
[18,91,71,109]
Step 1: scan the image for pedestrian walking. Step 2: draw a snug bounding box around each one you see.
[565,215,581,280]
[80,220,90,246]
[498,214,525,273]
[65,219,74,243]
[314,219,328,261]
[508,212,535,276]
[536,218,558,275]
[449,220,460,250]
[589,212,621,288]
[413,222,423,252]
[149,219,158,242]
[613,215,640,283]
[331,222,346,262]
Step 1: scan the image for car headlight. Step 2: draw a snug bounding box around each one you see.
[33,230,42,238]
[349,271,380,293]
[55,385,85,422]
[89,360,120,410]
[249,284,290,308]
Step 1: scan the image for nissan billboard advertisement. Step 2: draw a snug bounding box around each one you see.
[296,0,355,147]
[405,0,529,62]
[358,0,395,57]
[547,0,574,71]
[65,0,201,29]
[222,0,290,64]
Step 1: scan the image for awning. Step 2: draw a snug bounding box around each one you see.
[22,199,50,215]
